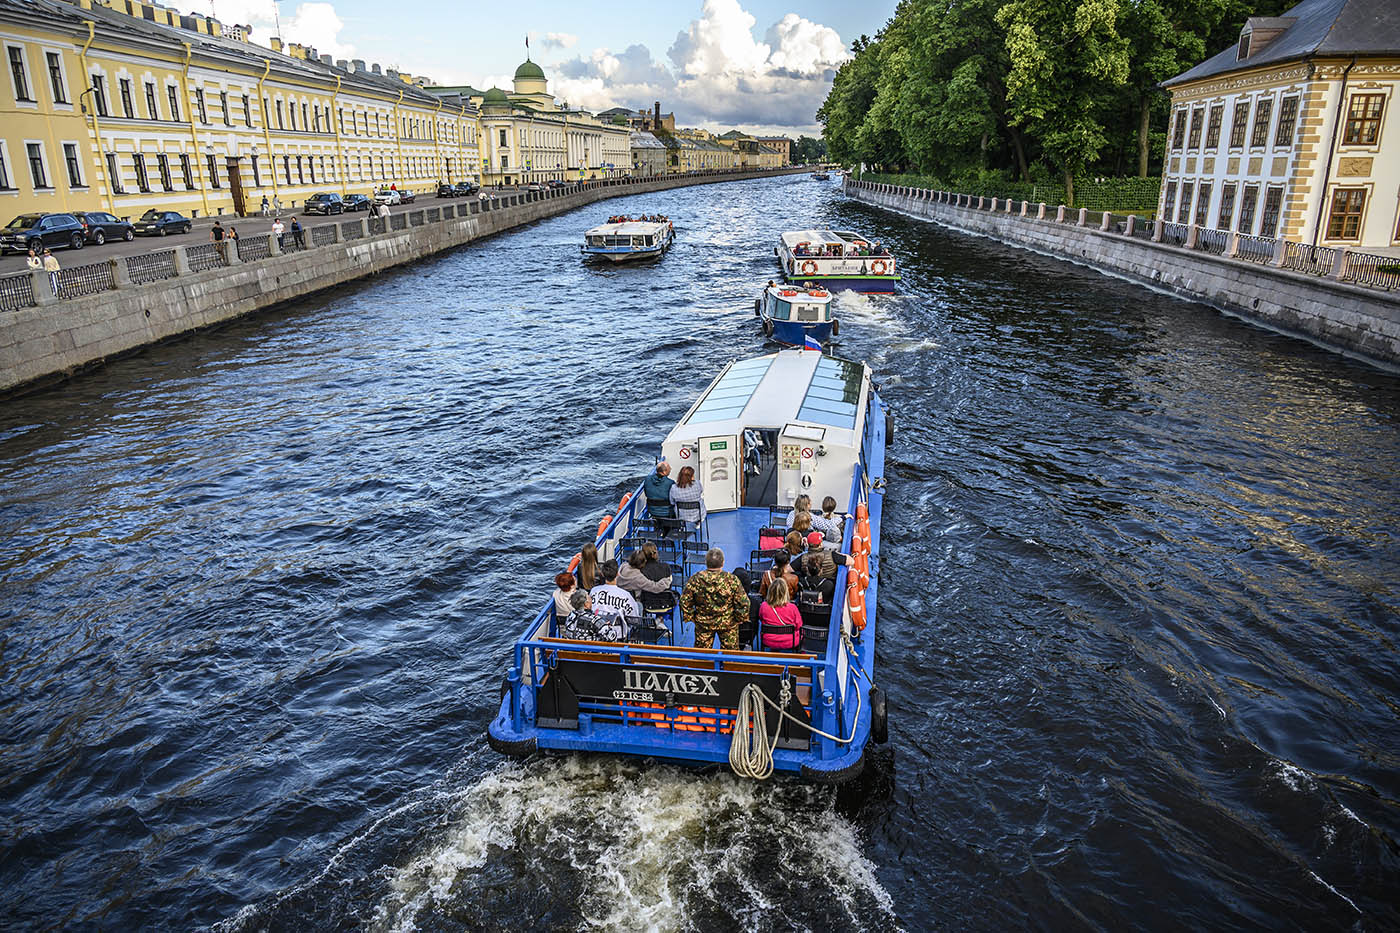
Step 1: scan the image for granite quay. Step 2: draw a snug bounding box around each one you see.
[846,178,1400,368]
[0,167,806,396]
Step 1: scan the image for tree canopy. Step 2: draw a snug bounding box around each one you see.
[819,0,1297,199]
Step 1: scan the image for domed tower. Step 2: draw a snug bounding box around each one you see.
[511,58,553,109]
[481,87,511,114]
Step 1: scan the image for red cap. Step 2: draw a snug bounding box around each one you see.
[807,531,824,548]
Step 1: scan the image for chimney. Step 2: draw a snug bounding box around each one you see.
[269,36,283,53]
[386,68,399,79]
[352,58,366,72]
[654,101,660,130]
[336,58,348,70]
[321,54,333,66]
[371,63,381,75]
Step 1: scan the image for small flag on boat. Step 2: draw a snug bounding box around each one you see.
[803,333,822,351]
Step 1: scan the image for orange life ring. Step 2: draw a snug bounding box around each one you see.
[847,583,867,631]
[870,260,888,275]
[568,553,581,572]
[597,515,611,538]
[800,260,818,276]
[618,492,631,510]
[853,551,871,590]
[855,503,869,521]
[808,290,827,297]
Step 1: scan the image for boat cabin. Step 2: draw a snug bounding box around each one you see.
[763,285,833,325]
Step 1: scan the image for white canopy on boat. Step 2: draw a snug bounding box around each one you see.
[779,229,871,248]
[585,220,670,236]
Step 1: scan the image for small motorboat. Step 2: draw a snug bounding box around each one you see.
[754,282,838,348]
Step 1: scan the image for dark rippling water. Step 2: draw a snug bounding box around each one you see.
[2,175,1398,931]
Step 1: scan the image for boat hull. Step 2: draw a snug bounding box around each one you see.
[763,317,835,348]
[582,246,668,263]
[782,274,899,294]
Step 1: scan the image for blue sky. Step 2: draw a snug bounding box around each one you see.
[195,0,899,134]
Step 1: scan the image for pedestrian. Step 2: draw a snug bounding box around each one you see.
[228,225,239,242]
[26,248,42,271]
[272,196,282,213]
[271,216,285,248]
[42,249,60,296]
[290,217,305,249]
[260,195,270,217]
[210,220,225,242]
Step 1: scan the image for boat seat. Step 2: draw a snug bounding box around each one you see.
[799,625,828,654]
[759,620,800,651]
[627,613,671,646]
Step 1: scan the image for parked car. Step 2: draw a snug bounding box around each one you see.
[525,182,546,193]
[0,212,86,253]
[343,194,372,212]
[452,182,479,197]
[373,189,401,206]
[396,190,416,204]
[132,210,192,237]
[436,183,458,198]
[547,179,568,190]
[303,193,346,215]
[71,210,135,245]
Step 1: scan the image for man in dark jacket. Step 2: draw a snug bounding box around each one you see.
[642,461,675,524]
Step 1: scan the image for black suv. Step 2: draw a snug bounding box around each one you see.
[452,182,479,197]
[303,193,345,215]
[343,194,371,212]
[436,183,458,197]
[72,210,135,245]
[0,213,86,254]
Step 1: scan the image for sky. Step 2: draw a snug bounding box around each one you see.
[187,0,900,136]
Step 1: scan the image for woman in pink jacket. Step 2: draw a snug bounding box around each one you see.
[758,578,803,651]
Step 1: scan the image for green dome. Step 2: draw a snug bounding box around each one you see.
[514,59,545,80]
[483,87,509,102]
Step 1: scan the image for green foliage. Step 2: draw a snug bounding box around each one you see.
[792,136,828,163]
[820,0,1273,202]
[862,171,1164,216]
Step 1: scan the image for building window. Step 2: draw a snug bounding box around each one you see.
[1342,94,1384,146]
[1238,184,1259,234]
[157,153,171,190]
[91,74,108,116]
[133,153,149,191]
[1229,101,1249,148]
[195,87,207,123]
[105,153,123,193]
[243,94,251,125]
[1205,104,1223,149]
[1176,181,1193,224]
[1274,96,1298,147]
[499,127,508,148]
[8,46,32,101]
[1187,107,1204,149]
[251,154,260,187]
[26,142,48,188]
[283,155,290,184]
[63,142,82,187]
[46,52,67,103]
[288,102,296,130]
[206,153,220,189]
[145,81,158,119]
[1195,183,1211,226]
[1237,32,1250,60]
[0,147,9,189]
[296,155,304,184]
[262,96,269,126]
[308,156,315,184]
[301,102,308,129]
[338,107,344,134]
[276,99,284,129]
[1217,183,1237,230]
[120,78,133,117]
[1325,188,1366,240]
[221,90,230,125]
[167,85,180,122]
[1260,185,1284,237]
[1249,98,1272,147]
[179,153,193,189]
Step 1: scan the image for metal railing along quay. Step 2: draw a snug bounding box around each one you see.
[847,179,1400,293]
[0,166,800,314]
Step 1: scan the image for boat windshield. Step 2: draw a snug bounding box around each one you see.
[794,303,824,322]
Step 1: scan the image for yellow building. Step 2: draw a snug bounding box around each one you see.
[0,0,480,219]
[439,59,631,186]
[1160,0,1399,250]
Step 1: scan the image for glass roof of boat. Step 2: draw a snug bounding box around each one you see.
[797,356,864,429]
[686,356,775,424]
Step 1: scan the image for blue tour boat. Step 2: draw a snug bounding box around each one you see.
[776,228,899,292]
[581,215,674,262]
[488,349,890,782]
[754,282,838,348]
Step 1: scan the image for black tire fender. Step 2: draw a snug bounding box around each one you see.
[869,685,888,744]
[831,318,840,337]
[762,318,773,338]
[753,298,761,316]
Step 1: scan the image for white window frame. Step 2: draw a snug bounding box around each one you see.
[6,43,35,108]
[60,139,85,188]
[23,138,52,191]
[0,139,16,193]
[40,45,73,109]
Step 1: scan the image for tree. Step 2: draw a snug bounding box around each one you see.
[996,0,1130,203]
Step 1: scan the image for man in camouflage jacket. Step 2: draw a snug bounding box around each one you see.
[680,547,749,650]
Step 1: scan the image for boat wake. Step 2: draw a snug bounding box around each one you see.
[368,757,898,932]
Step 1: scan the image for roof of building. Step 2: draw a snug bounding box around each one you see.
[514,59,546,80]
[630,131,668,149]
[484,87,509,102]
[1166,0,1400,86]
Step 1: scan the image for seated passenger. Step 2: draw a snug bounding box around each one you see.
[785,495,812,529]
[578,543,601,591]
[638,541,673,589]
[760,551,801,600]
[759,578,803,651]
[669,465,706,530]
[552,571,577,622]
[618,546,672,597]
[789,510,814,542]
[643,462,676,525]
[590,559,641,626]
[794,531,850,602]
[783,530,806,562]
[810,496,844,542]
[561,590,624,641]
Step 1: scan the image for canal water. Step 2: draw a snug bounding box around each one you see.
[2,175,1397,931]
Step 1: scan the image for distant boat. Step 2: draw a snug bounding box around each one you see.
[755,282,838,348]
[776,228,900,293]
[811,171,830,181]
[581,215,674,263]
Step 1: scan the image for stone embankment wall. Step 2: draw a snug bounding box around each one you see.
[0,168,807,396]
[846,179,1400,368]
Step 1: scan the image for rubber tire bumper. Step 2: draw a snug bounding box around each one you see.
[487,730,537,758]
[800,749,865,785]
[869,685,888,744]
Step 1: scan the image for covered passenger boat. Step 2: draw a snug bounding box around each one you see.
[776,228,899,292]
[581,215,674,262]
[488,349,890,783]
[754,282,838,349]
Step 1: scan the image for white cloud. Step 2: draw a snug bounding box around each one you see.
[177,0,352,57]
[551,0,848,131]
[539,32,578,50]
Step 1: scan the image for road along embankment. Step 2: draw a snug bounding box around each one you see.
[846,179,1400,369]
[0,168,807,397]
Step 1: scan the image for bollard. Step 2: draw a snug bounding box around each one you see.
[1271,238,1286,267]
[1185,223,1199,248]
[1124,215,1137,237]
[1037,202,1047,219]
[1152,219,1164,242]
[110,256,132,287]
[1330,247,1349,280]
[270,232,283,255]
[991,197,999,212]
[1226,230,1239,257]
[1100,212,1112,232]
[1077,207,1088,226]
[31,269,56,305]
[1020,200,1029,217]
[1005,198,1013,214]
[223,238,241,264]
[172,245,192,275]
[1056,205,1066,223]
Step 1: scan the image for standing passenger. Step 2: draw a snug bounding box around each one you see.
[680,547,748,650]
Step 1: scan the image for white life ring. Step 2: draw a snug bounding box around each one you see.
[871,259,888,275]
[800,260,818,276]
